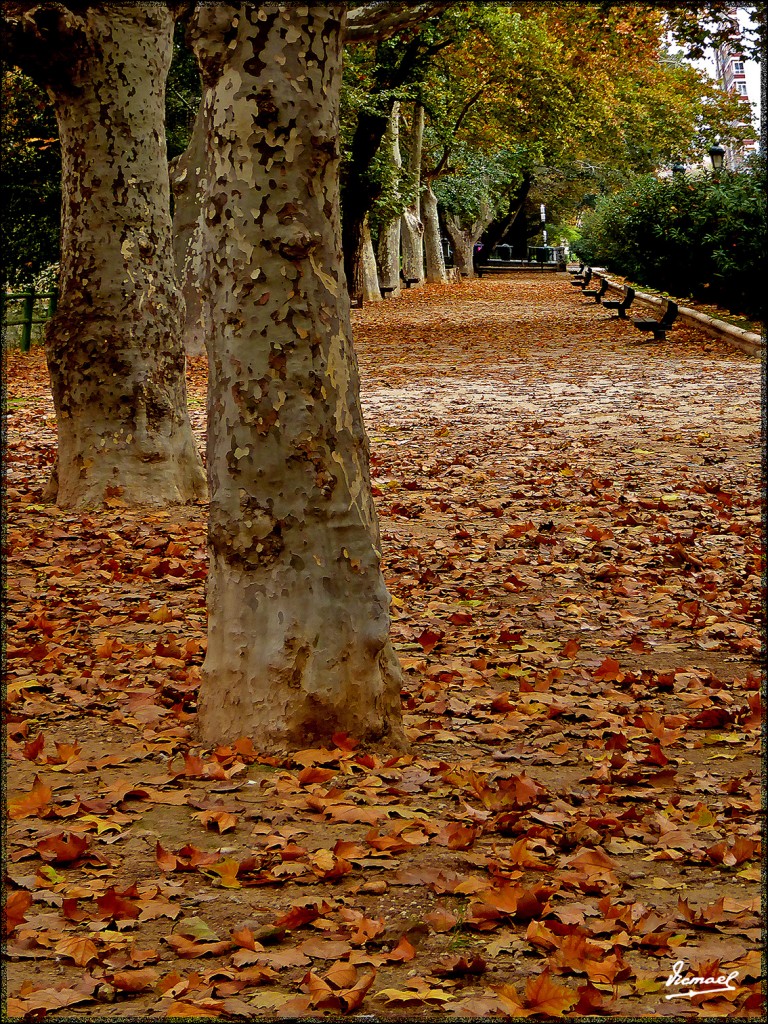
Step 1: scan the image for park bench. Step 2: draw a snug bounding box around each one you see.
[570,267,592,289]
[380,283,398,297]
[568,263,585,277]
[602,285,635,318]
[401,274,420,289]
[350,294,363,309]
[632,299,678,341]
[582,277,609,302]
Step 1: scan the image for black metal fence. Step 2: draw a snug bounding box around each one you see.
[3,288,58,351]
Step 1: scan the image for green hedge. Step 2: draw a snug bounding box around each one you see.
[573,159,766,320]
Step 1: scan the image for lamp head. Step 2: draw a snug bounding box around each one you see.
[709,144,725,171]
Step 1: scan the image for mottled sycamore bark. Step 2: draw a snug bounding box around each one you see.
[444,208,490,279]
[44,5,206,506]
[361,218,383,302]
[169,99,208,358]
[376,102,402,296]
[423,184,447,284]
[401,103,425,283]
[195,4,406,751]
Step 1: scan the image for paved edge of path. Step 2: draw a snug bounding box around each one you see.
[585,267,763,357]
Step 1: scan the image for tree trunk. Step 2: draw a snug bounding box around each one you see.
[169,98,207,359]
[444,210,488,279]
[401,103,424,283]
[376,102,402,295]
[44,5,206,507]
[340,110,389,298]
[422,184,447,284]
[362,218,383,301]
[195,3,406,752]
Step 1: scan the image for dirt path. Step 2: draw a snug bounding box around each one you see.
[4,274,763,1018]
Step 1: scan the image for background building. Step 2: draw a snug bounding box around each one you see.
[712,7,760,168]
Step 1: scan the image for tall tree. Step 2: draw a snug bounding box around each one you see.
[401,102,425,283]
[2,2,206,507]
[375,102,404,296]
[192,3,407,750]
[339,6,454,297]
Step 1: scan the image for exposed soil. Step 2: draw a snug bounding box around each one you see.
[3,273,763,1019]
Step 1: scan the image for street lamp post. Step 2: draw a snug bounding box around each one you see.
[708,144,726,172]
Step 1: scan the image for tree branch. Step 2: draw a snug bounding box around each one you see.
[346,1,452,42]
[426,86,484,181]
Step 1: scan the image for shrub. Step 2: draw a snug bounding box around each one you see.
[573,159,766,320]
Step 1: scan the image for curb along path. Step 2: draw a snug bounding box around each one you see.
[582,268,763,358]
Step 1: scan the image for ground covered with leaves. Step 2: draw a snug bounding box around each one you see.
[3,274,764,1019]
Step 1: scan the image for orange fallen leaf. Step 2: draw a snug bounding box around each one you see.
[194,809,239,833]
[8,775,53,819]
[36,832,90,864]
[164,1000,223,1017]
[496,970,577,1016]
[54,935,99,967]
[3,890,33,936]
[165,935,235,958]
[109,968,159,992]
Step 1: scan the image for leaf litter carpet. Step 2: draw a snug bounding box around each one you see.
[3,274,763,1019]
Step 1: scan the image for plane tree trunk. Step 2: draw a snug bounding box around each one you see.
[423,184,447,283]
[169,98,208,359]
[444,207,490,279]
[194,3,406,751]
[376,102,402,296]
[5,3,206,508]
[361,217,383,302]
[401,103,425,283]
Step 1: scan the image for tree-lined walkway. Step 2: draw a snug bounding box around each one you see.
[4,274,762,1018]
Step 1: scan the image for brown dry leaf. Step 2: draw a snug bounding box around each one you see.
[96,886,140,920]
[574,982,617,1015]
[376,980,453,1006]
[297,766,337,786]
[432,822,477,849]
[433,953,487,976]
[424,907,458,933]
[478,884,522,916]
[195,809,239,833]
[3,890,33,936]
[36,831,91,864]
[524,970,578,1015]
[109,968,159,992]
[54,935,99,967]
[584,951,633,984]
[6,987,95,1014]
[164,999,223,1017]
[525,919,560,952]
[507,837,550,869]
[324,961,359,990]
[297,937,353,959]
[165,935,235,958]
[7,774,53,819]
[550,932,607,973]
